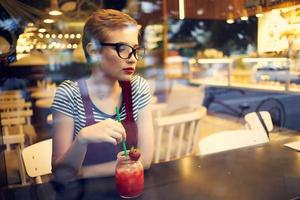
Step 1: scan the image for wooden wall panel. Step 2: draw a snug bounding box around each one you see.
[167,0,179,18]
[169,0,246,20]
[137,0,300,25]
[166,0,300,20]
[138,0,164,27]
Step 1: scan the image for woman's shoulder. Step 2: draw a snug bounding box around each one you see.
[131,75,148,87]
[55,80,81,99]
[59,80,76,87]
[130,75,150,96]
[57,80,79,91]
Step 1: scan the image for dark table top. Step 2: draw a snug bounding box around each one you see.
[1,130,300,200]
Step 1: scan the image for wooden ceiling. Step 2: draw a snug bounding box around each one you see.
[166,0,300,20]
[167,0,243,20]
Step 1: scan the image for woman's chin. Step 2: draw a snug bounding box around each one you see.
[119,74,133,81]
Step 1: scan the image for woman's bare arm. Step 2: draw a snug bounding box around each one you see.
[136,103,154,169]
[51,110,126,180]
[51,111,88,180]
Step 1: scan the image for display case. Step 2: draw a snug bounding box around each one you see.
[189,57,300,93]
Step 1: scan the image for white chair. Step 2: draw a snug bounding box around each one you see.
[153,107,206,163]
[163,83,205,116]
[152,83,205,119]
[21,139,52,184]
[198,111,272,156]
[198,129,269,156]
[244,111,273,133]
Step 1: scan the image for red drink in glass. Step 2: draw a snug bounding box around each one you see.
[115,155,144,198]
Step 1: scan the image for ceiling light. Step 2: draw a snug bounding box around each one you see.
[242,57,287,63]
[38,33,44,38]
[60,1,77,12]
[49,10,63,16]
[49,0,63,16]
[226,12,234,24]
[38,28,47,33]
[240,9,248,21]
[44,19,55,24]
[76,33,81,39]
[179,0,185,19]
[255,6,263,18]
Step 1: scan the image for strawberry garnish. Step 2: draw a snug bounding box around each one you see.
[129,147,141,161]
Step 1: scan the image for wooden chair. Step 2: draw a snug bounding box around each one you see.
[1,117,26,150]
[1,116,27,185]
[0,101,36,144]
[153,107,206,163]
[0,90,23,102]
[21,139,52,184]
[0,101,31,112]
[0,89,22,95]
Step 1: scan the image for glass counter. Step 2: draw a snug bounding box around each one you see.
[189,57,300,93]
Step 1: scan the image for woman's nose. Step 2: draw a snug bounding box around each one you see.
[126,52,137,62]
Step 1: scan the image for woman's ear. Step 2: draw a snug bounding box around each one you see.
[86,42,97,57]
[86,42,102,63]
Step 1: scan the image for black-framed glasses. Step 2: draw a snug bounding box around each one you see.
[100,42,145,60]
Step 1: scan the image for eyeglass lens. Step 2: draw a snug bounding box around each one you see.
[117,44,144,60]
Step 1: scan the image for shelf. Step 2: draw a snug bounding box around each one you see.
[189,78,294,93]
[189,57,300,94]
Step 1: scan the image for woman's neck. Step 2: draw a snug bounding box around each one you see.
[86,71,121,100]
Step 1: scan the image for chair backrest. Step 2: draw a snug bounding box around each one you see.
[164,83,205,116]
[21,139,52,184]
[1,102,36,146]
[0,101,31,111]
[244,111,273,133]
[1,109,33,125]
[1,116,26,150]
[0,90,23,102]
[0,101,32,124]
[255,97,286,127]
[153,107,206,163]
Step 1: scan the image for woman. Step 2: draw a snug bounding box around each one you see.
[51,9,154,181]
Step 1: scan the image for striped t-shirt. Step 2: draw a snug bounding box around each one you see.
[51,75,151,137]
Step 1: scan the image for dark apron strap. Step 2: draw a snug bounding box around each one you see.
[77,79,95,126]
[77,79,117,165]
[119,81,138,149]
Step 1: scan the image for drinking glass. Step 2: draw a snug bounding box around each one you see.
[115,152,144,198]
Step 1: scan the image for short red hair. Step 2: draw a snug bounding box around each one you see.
[82,9,138,61]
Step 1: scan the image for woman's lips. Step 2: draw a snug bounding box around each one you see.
[122,67,135,74]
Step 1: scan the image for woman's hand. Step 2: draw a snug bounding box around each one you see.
[78,118,126,145]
